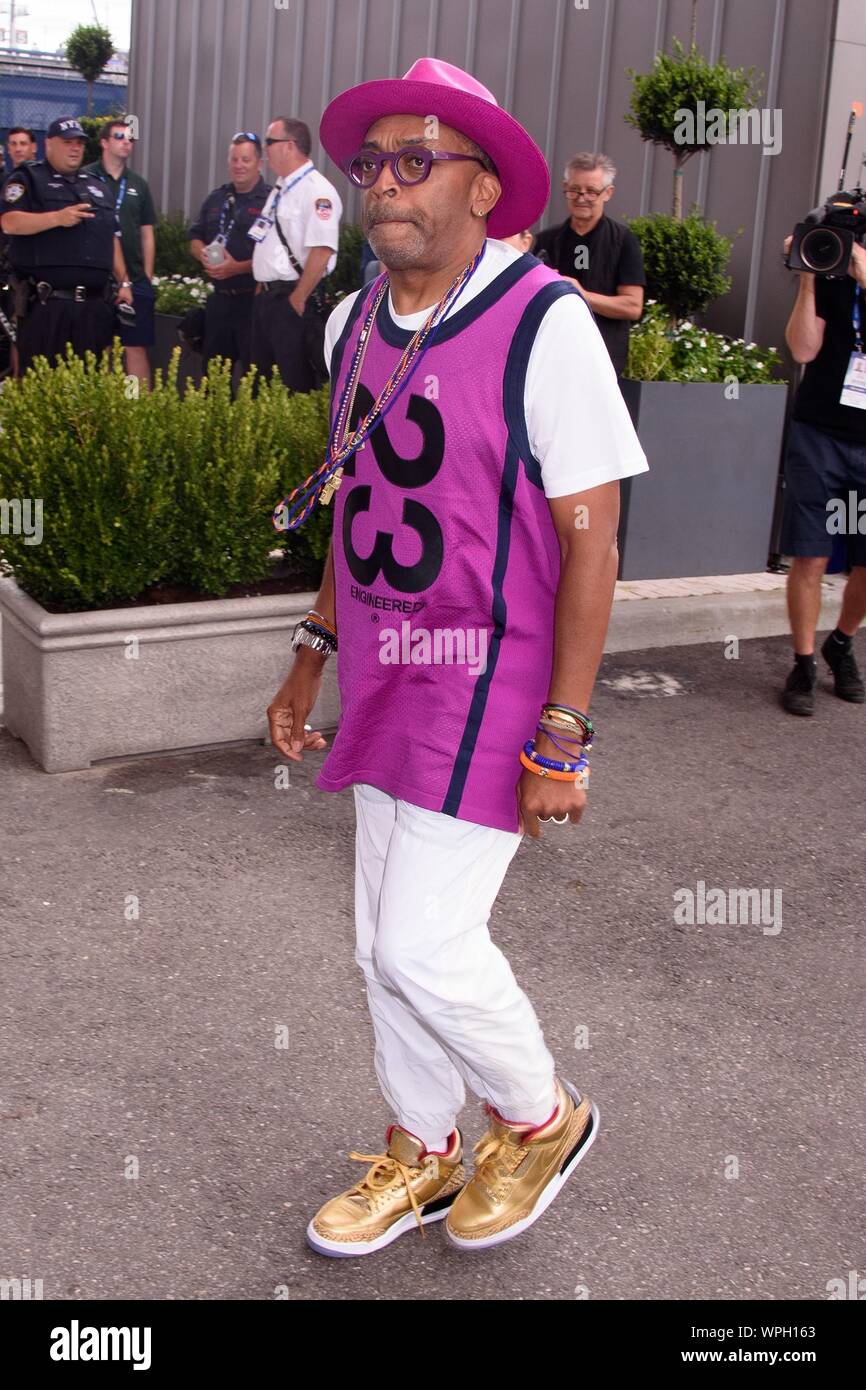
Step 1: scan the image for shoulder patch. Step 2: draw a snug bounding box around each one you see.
[314,197,333,220]
[3,181,25,203]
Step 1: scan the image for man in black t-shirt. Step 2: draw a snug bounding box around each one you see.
[779,234,866,714]
[533,152,645,378]
[188,133,269,375]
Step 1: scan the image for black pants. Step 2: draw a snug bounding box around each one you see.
[17,294,115,374]
[250,290,323,392]
[203,289,255,373]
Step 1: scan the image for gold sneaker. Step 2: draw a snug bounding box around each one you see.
[445,1078,599,1251]
[306,1125,466,1257]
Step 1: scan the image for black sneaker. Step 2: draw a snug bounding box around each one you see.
[781,657,816,716]
[821,634,866,703]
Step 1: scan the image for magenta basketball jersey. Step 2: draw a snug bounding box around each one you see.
[315,255,579,833]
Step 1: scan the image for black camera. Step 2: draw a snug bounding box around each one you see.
[787,190,866,277]
[787,104,866,277]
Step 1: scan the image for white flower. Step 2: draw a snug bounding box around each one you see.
[700,366,708,372]
[699,338,707,347]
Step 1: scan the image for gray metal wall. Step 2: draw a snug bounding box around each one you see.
[127,0,837,350]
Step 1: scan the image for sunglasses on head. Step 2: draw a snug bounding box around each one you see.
[232,130,262,149]
[110,130,135,141]
[347,146,487,188]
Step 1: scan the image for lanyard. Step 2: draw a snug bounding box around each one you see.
[96,167,127,225]
[267,163,313,221]
[218,191,237,241]
[853,284,863,353]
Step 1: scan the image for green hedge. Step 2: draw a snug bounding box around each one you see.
[0,346,333,610]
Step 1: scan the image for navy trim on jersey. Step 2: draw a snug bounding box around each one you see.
[442,431,521,819]
[503,279,585,490]
[375,251,540,348]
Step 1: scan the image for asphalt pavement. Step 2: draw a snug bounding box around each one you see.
[1,633,864,1301]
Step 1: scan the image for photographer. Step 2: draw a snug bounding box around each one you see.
[0,118,132,375]
[779,233,866,714]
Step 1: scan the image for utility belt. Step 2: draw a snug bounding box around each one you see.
[10,276,112,318]
[214,283,257,297]
[256,279,298,296]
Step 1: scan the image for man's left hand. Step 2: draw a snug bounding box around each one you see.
[115,284,133,306]
[516,770,588,838]
[289,287,307,318]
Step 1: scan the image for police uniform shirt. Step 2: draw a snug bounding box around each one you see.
[188,177,269,291]
[251,160,342,282]
[2,160,117,288]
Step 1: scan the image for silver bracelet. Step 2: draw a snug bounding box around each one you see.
[291,622,335,658]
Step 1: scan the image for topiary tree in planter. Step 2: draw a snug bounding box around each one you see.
[65,24,115,117]
[627,208,731,323]
[625,0,760,220]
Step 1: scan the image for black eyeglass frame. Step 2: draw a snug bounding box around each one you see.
[346,147,488,188]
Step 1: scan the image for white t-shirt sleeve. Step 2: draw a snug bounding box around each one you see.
[324,289,361,378]
[302,180,342,252]
[526,291,649,498]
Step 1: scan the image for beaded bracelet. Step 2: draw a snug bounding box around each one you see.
[519,749,590,783]
[523,740,588,774]
[300,619,337,649]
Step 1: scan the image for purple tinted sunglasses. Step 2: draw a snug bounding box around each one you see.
[347,146,487,188]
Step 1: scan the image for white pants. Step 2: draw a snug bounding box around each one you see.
[352,782,557,1152]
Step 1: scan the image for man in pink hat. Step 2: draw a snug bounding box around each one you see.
[267,58,648,1256]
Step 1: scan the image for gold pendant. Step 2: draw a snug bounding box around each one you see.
[320,466,344,506]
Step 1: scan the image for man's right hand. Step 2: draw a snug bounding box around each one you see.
[56,204,95,227]
[267,652,329,761]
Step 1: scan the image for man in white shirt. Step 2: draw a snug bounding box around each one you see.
[250,117,342,391]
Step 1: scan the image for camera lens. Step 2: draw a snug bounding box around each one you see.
[800,227,845,273]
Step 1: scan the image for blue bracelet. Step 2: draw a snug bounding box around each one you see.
[523,739,588,773]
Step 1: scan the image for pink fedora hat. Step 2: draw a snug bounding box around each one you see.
[319,57,549,240]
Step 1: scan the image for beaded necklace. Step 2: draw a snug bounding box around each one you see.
[272,242,486,532]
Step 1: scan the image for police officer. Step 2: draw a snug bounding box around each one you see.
[188,131,269,375]
[4,126,38,172]
[1,129,38,377]
[250,117,341,391]
[0,117,132,376]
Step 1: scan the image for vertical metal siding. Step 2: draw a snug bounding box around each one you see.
[129,0,835,349]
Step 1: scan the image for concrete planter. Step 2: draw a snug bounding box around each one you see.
[617,381,788,580]
[0,578,339,773]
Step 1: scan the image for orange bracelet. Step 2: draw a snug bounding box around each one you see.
[519,749,589,782]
